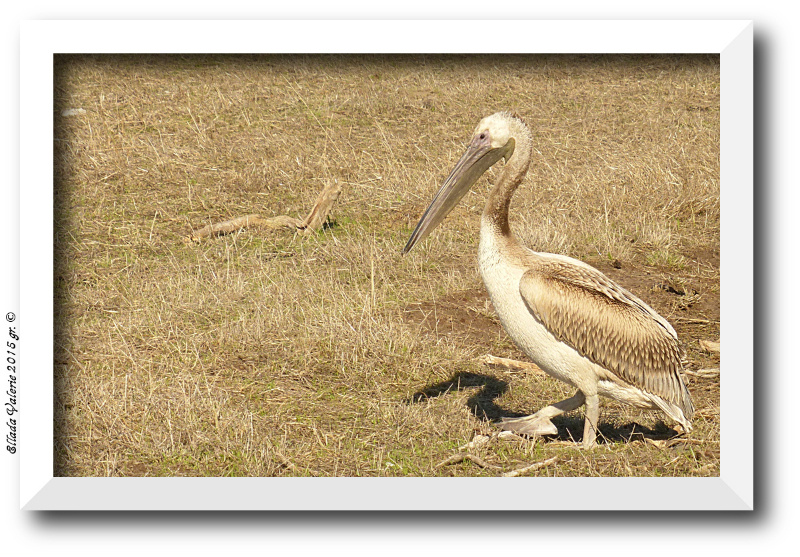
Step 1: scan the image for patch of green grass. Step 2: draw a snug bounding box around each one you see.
[645,249,688,270]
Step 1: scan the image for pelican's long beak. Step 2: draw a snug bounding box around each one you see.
[403,134,513,254]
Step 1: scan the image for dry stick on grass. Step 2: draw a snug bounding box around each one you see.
[436,453,502,471]
[187,180,342,242]
[436,452,559,477]
[698,339,721,353]
[458,431,520,451]
[683,368,720,378]
[502,456,559,477]
[671,316,720,325]
[480,354,548,377]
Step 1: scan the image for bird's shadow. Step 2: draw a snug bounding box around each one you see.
[406,372,680,445]
[550,418,680,445]
[405,371,511,421]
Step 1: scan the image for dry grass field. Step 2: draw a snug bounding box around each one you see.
[53,54,720,478]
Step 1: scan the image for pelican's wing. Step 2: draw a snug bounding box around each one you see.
[518,261,693,417]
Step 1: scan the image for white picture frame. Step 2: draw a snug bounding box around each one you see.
[19,19,752,510]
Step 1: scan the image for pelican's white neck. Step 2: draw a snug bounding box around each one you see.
[481,115,533,238]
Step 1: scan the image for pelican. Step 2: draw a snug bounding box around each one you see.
[403,112,694,448]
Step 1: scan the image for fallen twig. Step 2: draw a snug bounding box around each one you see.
[480,354,547,377]
[457,431,521,452]
[698,339,721,353]
[436,452,559,477]
[671,317,720,324]
[644,438,706,449]
[669,315,719,324]
[435,453,502,471]
[683,367,720,378]
[502,456,559,477]
[443,431,560,477]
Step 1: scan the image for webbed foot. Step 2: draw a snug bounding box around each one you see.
[499,414,558,437]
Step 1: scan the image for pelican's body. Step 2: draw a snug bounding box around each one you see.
[404,112,693,448]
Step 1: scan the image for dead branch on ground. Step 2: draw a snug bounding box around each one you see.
[435,453,501,471]
[187,180,342,242]
[698,339,721,353]
[683,367,720,378]
[502,456,559,477]
[480,354,548,377]
[435,451,559,477]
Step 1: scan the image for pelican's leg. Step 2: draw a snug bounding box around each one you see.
[582,393,600,449]
[499,390,586,437]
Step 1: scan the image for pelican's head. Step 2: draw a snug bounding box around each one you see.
[402,112,522,254]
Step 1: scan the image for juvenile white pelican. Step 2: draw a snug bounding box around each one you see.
[403,112,694,448]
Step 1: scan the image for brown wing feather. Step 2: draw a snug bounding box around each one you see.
[518,261,694,418]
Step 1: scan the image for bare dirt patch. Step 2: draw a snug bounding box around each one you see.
[402,288,501,348]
